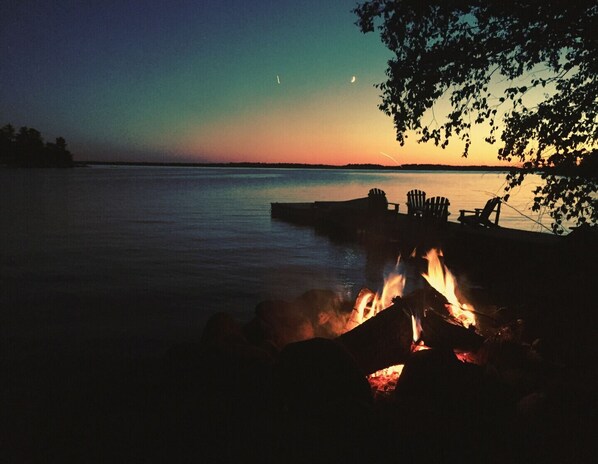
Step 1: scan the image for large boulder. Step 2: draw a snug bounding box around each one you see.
[244,289,354,352]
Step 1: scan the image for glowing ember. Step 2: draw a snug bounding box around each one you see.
[367,364,404,393]
[347,249,477,393]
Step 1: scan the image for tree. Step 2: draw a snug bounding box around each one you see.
[16,126,45,166]
[46,136,74,167]
[354,0,597,233]
[0,123,17,164]
[0,123,74,168]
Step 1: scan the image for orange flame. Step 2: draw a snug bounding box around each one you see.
[421,248,476,328]
[345,258,406,332]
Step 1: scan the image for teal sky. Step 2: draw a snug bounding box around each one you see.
[1,0,504,165]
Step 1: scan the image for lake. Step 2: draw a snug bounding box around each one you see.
[0,166,553,353]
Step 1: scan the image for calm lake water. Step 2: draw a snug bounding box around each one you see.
[0,166,553,353]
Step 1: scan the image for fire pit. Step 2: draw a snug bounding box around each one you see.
[149,247,596,464]
[337,249,485,394]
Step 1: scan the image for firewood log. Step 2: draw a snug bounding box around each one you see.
[337,287,485,374]
[337,304,413,375]
[420,308,485,352]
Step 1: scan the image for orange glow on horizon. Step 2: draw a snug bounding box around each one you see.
[175,86,511,167]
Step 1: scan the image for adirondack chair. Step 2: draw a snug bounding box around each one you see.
[458,197,501,227]
[406,189,426,216]
[368,188,387,211]
[423,196,451,223]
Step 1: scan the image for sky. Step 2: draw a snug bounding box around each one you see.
[1,0,507,165]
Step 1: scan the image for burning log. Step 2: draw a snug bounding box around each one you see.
[338,286,485,376]
[337,303,413,375]
[420,305,485,352]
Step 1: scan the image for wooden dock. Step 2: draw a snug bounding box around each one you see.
[270,195,586,298]
[271,198,560,250]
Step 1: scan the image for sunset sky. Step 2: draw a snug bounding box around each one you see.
[1,0,507,166]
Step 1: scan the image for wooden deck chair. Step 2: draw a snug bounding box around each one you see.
[368,188,389,214]
[406,189,426,216]
[458,197,501,227]
[423,196,451,223]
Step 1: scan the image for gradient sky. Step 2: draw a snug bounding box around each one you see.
[1,0,507,165]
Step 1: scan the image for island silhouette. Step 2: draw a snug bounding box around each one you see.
[0,123,73,168]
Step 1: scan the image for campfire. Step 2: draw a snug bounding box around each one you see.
[237,247,490,382]
[183,244,593,464]
[340,248,484,395]
[165,239,594,464]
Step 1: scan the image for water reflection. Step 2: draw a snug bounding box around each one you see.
[0,166,555,344]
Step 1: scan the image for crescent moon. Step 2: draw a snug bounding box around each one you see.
[350,76,356,83]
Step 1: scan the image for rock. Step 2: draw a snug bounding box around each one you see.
[391,348,515,463]
[273,338,378,464]
[294,288,354,338]
[274,337,372,415]
[244,299,315,351]
[200,311,246,347]
[244,289,354,352]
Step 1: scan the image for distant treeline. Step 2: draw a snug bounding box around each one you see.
[0,124,74,168]
[84,161,515,171]
[84,159,597,177]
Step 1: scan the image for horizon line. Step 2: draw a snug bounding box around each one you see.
[79,160,516,171]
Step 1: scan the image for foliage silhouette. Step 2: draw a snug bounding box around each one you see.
[354,0,597,233]
[1,123,73,167]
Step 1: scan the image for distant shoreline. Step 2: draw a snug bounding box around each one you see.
[81,161,515,172]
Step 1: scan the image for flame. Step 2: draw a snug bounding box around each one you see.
[421,248,476,328]
[347,249,477,394]
[411,314,422,343]
[345,258,406,332]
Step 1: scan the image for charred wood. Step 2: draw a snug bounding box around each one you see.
[338,286,485,375]
[337,304,413,375]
